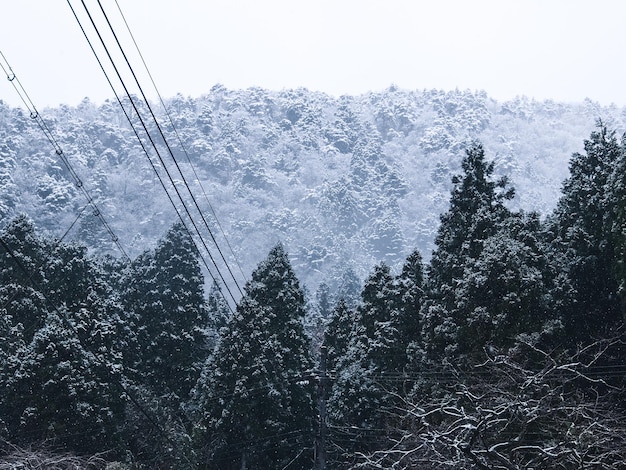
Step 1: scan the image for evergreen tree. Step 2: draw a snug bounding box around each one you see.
[605,133,626,315]
[0,140,18,219]
[454,212,557,355]
[192,243,315,469]
[394,249,425,383]
[1,309,125,455]
[0,215,49,343]
[324,298,356,373]
[327,263,402,463]
[205,280,231,351]
[121,222,208,399]
[335,266,362,309]
[422,143,514,362]
[315,282,333,320]
[304,283,332,358]
[0,218,126,457]
[550,125,625,343]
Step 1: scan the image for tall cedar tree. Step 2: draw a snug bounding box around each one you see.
[121,222,208,400]
[421,143,514,362]
[0,215,49,343]
[453,212,557,355]
[0,216,126,456]
[327,263,404,464]
[550,125,626,343]
[205,280,231,351]
[395,250,425,372]
[324,298,356,373]
[192,243,315,470]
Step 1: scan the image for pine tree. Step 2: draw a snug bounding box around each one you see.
[422,143,514,362]
[192,243,315,469]
[121,222,208,399]
[549,124,625,343]
[327,263,402,463]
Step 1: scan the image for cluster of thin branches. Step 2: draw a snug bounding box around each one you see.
[0,439,113,470]
[355,334,626,469]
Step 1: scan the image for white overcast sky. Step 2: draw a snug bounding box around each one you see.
[1,0,625,109]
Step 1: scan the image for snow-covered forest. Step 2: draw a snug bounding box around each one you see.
[2,87,625,291]
[1,87,626,468]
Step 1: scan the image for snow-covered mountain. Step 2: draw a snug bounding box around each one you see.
[1,86,624,294]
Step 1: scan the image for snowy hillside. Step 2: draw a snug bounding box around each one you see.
[1,86,624,293]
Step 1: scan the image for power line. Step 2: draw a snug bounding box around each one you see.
[0,50,129,262]
[93,0,244,298]
[112,0,248,285]
[65,0,236,313]
[67,0,242,309]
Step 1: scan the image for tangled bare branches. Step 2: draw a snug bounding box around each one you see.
[0,439,112,470]
[356,335,626,469]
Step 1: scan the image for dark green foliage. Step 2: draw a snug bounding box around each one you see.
[328,263,405,462]
[324,298,356,373]
[335,267,362,309]
[453,212,558,355]
[550,124,626,343]
[121,383,197,469]
[3,91,626,468]
[121,222,208,400]
[607,136,626,314]
[305,282,333,358]
[2,309,125,454]
[0,216,126,457]
[0,215,49,343]
[192,243,315,469]
[395,250,425,362]
[205,280,231,351]
[422,143,514,361]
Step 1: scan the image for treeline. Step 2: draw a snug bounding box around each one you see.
[1,87,619,292]
[324,125,626,469]
[1,124,625,468]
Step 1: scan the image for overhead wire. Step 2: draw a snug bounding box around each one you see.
[1,19,233,459]
[93,0,244,298]
[0,203,89,320]
[112,0,248,285]
[67,0,241,308]
[0,50,129,262]
[2,4,264,460]
[65,0,236,312]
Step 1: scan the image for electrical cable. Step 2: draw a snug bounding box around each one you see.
[0,50,129,262]
[112,0,248,285]
[94,0,244,298]
[68,0,240,308]
[65,0,237,314]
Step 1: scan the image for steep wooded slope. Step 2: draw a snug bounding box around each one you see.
[1,86,623,293]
